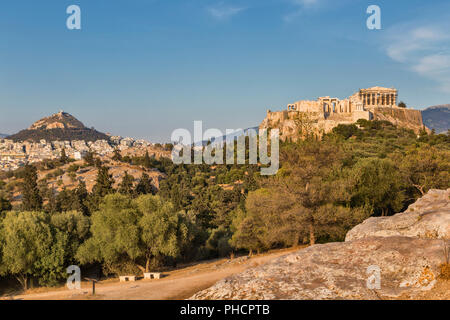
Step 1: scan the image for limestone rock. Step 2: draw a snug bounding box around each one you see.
[346,189,450,241]
[191,189,450,300]
[190,237,448,300]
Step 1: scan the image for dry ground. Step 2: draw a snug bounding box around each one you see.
[2,246,448,301]
[4,248,299,300]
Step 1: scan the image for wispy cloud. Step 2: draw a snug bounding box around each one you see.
[207,2,246,21]
[283,0,320,23]
[384,24,450,92]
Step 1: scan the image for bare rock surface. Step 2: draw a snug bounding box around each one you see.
[346,189,450,241]
[191,237,447,300]
[191,189,450,300]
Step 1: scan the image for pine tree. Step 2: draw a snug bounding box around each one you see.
[74,180,89,215]
[112,149,122,161]
[60,148,69,164]
[21,165,43,211]
[0,191,12,212]
[143,151,152,168]
[118,171,135,196]
[92,165,115,199]
[88,165,115,213]
[83,151,95,166]
[56,187,74,212]
[45,188,59,214]
[135,173,155,195]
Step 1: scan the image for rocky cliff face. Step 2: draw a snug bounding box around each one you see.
[346,189,450,241]
[191,189,450,300]
[259,106,428,141]
[370,107,426,133]
[28,111,85,130]
[259,110,348,142]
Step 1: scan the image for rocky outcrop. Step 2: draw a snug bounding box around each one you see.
[259,106,427,142]
[259,110,351,142]
[28,111,85,130]
[346,189,450,241]
[8,112,109,142]
[191,237,447,300]
[370,106,427,134]
[191,189,450,300]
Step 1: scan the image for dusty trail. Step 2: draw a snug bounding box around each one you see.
[9,248,298,300]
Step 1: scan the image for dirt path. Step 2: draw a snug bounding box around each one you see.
[10,248,299,300]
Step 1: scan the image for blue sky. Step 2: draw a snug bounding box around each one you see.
[1,0,450,141]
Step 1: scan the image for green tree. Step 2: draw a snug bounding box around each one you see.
[92,165,115,199]
[56,187,75,213]
[143,151,152,168]
[42,211,90,285]
[76,194,142,276]
[349,158,405,216]
[230,213,266,255]
[332,124,359,139]
[73,181,89,215]
[118,171,135,196]
[45,188,59,214]
[0,191,12,213]
[21,165,43,211]
[60,148,69,164]
[398,101,407,108]
[135,173,154,195]
[398,146,450,197]
[230,140,372,250]
[136,195,190,272]
[0,211,52,290]
[76,194,191,275]
[112,149,122,162]
[83,151,95,166]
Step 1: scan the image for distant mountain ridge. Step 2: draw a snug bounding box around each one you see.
[7,111,110,142]
[422,104,450,133]
[0,133,8,138]
[203,127,259,146]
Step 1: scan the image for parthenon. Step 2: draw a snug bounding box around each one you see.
[359,87,398,107]
[287,86,399,117]
[260,86,425,141]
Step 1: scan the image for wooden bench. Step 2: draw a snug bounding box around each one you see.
[144,272,161,280]
[119,276,136,282]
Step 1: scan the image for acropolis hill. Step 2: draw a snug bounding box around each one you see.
[260,86,427,140]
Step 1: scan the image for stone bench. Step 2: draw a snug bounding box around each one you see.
[119,276,136,282]
[144,272,161,280]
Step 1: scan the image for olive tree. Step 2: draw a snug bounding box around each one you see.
[0,211,52,290]
[136,195,190,272]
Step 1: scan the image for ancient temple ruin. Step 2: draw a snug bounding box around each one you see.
[260,86,426,141]
[286,86,399,121]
